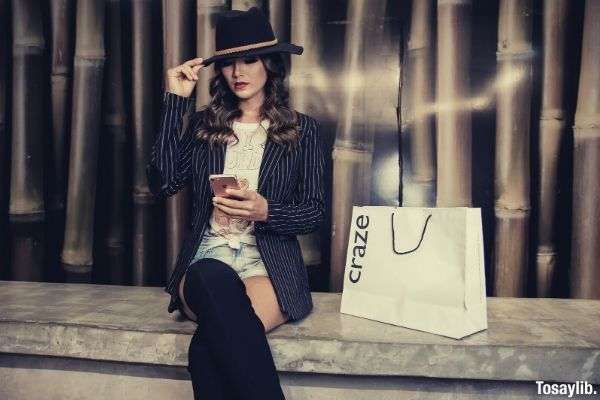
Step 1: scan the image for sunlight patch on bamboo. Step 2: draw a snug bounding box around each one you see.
[436,0,472,207]
[402,65,528,129]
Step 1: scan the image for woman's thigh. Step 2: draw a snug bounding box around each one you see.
[242,275,289,333]
[179,273,198,322]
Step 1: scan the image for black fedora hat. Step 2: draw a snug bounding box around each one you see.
[201,7,303,66]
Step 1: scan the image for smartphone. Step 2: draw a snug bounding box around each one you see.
[209,174,240,197]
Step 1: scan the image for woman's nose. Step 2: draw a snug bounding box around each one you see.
[232,59,245,77]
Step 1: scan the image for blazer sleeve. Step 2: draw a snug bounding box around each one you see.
[146,91,198,199]
[254,117,326,236]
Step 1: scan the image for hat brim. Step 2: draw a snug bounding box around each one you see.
[202,43,303,66]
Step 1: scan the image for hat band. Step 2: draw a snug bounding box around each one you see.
[214,38,278,56]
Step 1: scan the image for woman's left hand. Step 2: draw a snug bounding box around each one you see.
[212,188,268,222]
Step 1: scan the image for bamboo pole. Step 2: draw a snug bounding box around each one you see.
[269,0,289,43]
[536,0,569,296]
[61,0,106,281]
[49,0,74,215]
[268,0,290,72]
[329,0,387,292]
[0,0,9,277]
[101,0,128,284]
[289,0,322,116]
[493,0,533,297]
[162,0,194,281]
[406,0,435,206]
[10,0,47,281]
[570,0,600,299]
[435,0,472,207]
[231,0,264,11]
[131,0,160,285]
[196,1,227,109]
[289,0,326,282]
[46,0,75,283]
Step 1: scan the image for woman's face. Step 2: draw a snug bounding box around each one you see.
[220,56,268,101]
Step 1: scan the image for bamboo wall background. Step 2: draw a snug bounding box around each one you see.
[0,0,597,300]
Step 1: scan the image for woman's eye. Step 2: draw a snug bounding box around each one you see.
[244,57,258,64]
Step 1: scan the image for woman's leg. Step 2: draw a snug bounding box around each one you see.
[187,325,235,399]
[241,275,289,333]
[180,272,234,400]
[179,273,198,322]
[183,257,287,400]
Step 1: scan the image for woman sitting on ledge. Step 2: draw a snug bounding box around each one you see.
[146,7,325,400]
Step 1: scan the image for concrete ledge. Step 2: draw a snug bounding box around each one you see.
[0,353,546,400]
[1,281,599,399]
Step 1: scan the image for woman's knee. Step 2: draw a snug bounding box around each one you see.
[187,257,236,281]
[184,258,244,298]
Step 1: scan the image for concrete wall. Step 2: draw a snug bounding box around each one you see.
[0,354,570,400]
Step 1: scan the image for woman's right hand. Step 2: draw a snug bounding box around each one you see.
[166,57,206,98]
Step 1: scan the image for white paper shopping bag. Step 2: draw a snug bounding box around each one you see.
[340,206,487,339]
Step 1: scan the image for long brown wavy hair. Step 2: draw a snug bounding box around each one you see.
[195,52,300,152]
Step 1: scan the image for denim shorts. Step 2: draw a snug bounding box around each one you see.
[188,234,269,280]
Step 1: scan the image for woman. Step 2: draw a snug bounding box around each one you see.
[146,7,325,400]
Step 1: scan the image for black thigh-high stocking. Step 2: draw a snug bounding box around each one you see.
[187,323,234,399]
[183,257,286,400]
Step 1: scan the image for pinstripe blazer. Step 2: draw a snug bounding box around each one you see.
[146,92,325,322]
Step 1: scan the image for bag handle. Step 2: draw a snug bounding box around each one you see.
[391,212,432,255]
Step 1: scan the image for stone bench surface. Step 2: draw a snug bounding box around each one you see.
[1,280,599,384]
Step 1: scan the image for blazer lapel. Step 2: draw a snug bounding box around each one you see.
[207,142,225,177]
[258,137,286,193]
